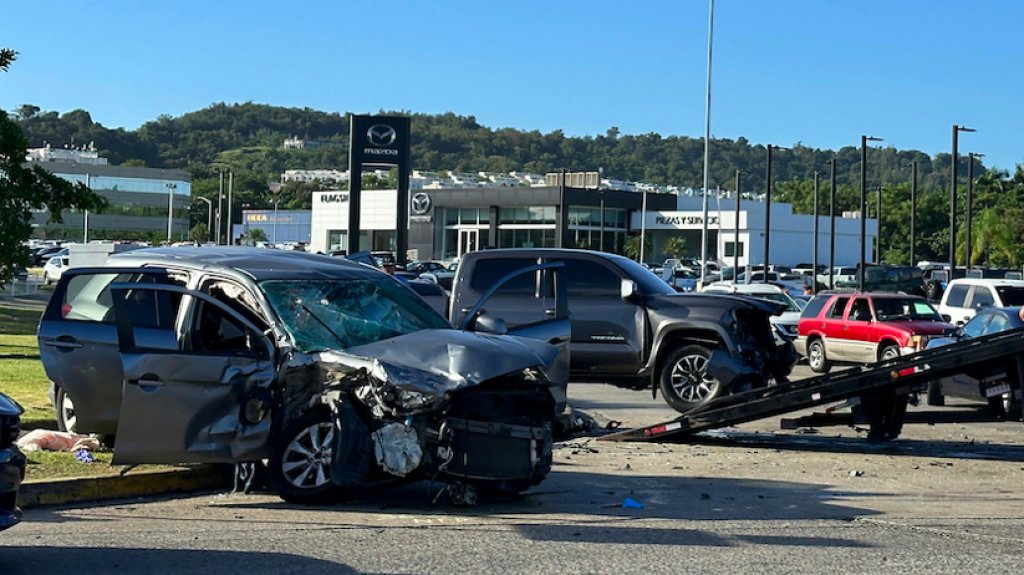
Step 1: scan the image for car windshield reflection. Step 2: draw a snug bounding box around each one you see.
[261,278,451,352]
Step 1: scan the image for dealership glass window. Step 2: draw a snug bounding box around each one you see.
[441,207,488,226]
[499,206,555,225]
[498,228,555,249]
[724,241,745,257]
[61,174,192,197]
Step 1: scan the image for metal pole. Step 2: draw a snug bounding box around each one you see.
[763,145,772,283]
[83,173,90,243]
[217,171,224,245]
[166,182,175,243]
[734,170,741,281]
[950,126,959,270]
[599,191,605,252]
[699,0,715,286]
[966,153,980,269]
[196,197,212,243]
[639,190,647,263]
[860,136,868,291]
[273,199,279,246]
[876,186,882,262]
[829,158,836,288]
[812,171,819,293]
[227,171,234,246]
[910,161,917,266]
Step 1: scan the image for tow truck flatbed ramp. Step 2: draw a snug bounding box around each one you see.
[600,327,1024,442]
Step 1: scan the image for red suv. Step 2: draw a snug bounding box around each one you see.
[795,292,955,373]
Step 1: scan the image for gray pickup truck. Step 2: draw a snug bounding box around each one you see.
[449,249,796,413]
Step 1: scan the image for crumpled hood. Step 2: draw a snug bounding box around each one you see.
[348,328,559,386]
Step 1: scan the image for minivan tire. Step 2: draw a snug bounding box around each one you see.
[54,385,77,433]
[658,344,720,413]
[267,409,341,504]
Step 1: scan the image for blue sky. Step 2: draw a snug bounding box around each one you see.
[3,0,1022,170]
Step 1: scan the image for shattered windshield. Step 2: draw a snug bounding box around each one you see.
[261,278,451,352]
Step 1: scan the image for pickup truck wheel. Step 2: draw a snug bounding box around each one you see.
[807,338,830,373]
[658,345,720,413]
[925,381,945,406]
[879,344,900,362]
[268,409,341,504]
[54,385,77,433]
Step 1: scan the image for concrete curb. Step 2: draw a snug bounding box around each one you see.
[17,466,234,510]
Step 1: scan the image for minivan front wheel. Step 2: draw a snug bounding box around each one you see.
[54,386,77,433]
[268,409,340,504]
[658,345,720,413]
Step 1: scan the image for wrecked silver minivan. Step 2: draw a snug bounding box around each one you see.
[38,247,569,503]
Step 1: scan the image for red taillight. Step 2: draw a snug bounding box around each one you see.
[61,303,72,317]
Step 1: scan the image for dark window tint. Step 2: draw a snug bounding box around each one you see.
[468,258,536,295]
[849,298,872,321]
[800,295,830,319]
[945,284,970,307]
[121,287,180,329]
[828,297,850,319]
[970,286,995,307]
[996,286,1024,306]
[559,259,620,298]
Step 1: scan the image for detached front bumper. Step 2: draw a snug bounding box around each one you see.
[0,446,26,531]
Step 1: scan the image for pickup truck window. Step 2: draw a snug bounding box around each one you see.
[558,259,619,297]
[468,259,536,294]
[611,257,676,295]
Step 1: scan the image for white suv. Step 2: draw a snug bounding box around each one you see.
[937,278,1024,326]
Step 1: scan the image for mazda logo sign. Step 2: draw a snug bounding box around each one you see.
[410,192,432,215]
[367,124,397,147]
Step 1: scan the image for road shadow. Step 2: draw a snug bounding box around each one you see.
[0,546,370,575]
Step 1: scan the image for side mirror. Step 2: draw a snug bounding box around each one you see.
[621,278,638,300]
[941,314,951,322]
[472,313,508,335]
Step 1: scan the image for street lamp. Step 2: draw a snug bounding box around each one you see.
[165,182,177,243]
[950,125,975,271]
[829,158,837,288]
[272,197,280,246]
[812,171,820,293]
[195,197,213,243]
[859,135,883,291]
[763,144,783,283]
[874,186,883,263]
[733,170,745,280]
[910,161,918,266]
[966,152,984,268]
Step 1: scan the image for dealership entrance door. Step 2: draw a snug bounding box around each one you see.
[457,228,479,257]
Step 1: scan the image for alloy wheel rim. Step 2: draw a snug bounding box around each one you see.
[61,393,76,432]
[670,354,717,402]
[281,422,334,489]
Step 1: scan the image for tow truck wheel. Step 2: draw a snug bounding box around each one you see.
[268,409,341,504]
[658,345,720,413]
[807,338,830,373]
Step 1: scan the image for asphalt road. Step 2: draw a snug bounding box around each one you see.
[3,367,1024,574]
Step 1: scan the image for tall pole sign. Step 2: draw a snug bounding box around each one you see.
[348,115,412,264]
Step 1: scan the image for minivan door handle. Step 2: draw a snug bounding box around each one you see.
[43,337,82,350]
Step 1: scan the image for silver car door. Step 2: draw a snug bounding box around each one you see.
[37,267,171,435]
[109,283,276,465]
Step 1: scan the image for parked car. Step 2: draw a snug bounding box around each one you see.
[834,265,926,296]
[820,266,859,289]
[795,292,955,373]
[38,247,569,503]
[42,253,69,285]
[30,245,63,267]
[450,249,796,414]
[0,391,25,532]
[923,306,1024,417]
[703,283,802,339]
[936,278,1024,326]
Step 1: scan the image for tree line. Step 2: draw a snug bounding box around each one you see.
[10,102,1024,266]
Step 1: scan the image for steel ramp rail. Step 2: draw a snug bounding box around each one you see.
[600,327,1024,442]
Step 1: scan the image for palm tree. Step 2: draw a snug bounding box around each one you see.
[663,236,688,260]
[970,209,1016,267]
[624,234,650,262]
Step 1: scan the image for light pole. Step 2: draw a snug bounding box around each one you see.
[699,0,715,286]
[812,171,820,293]
[875,186,882,263]
[859,135,883,291]
[829,158,837,288]
[910,161,918,266]
[165,182,177,243]
[966,152,984,269]
[733,169,743,280]
[762,144,782,283]
[272,196,280,243]
[950,125,975,270]
[83,173,91,243]
[196,197,213,243]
